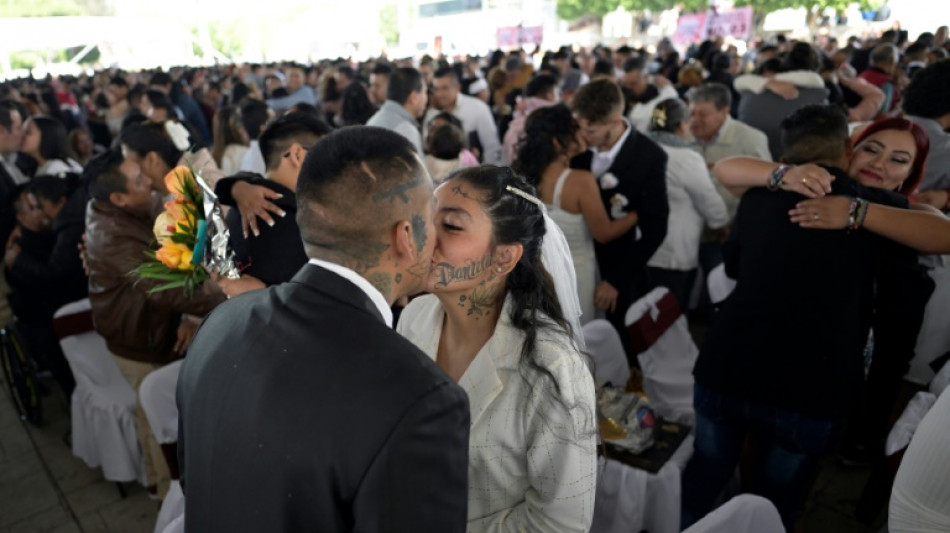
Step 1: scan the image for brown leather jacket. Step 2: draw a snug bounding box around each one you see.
[85,195,224,365]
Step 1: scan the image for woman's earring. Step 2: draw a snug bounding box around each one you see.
[496,267,503,273]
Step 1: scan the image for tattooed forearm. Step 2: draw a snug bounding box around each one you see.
[432,254,493,288]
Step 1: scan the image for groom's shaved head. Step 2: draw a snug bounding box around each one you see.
[296,126,432,273]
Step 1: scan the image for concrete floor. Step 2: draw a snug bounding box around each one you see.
[0,380,156,533]
[1,374,887,533]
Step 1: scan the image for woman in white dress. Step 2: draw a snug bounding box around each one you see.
[397,167,597,532]
[512,104,638,323]
[20,115,83,177]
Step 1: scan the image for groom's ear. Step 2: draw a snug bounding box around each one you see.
[390,219,415,262]
[493,244,523,276]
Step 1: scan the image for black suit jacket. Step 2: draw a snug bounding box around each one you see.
[572,128,669,298]
[696,168,920,419]
[178,264,470,532]
[0,162,18,252]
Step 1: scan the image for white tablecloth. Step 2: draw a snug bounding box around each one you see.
[592,434,695,533]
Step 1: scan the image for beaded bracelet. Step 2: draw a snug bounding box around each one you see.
[766,164,793,191]
[848,197,870,231]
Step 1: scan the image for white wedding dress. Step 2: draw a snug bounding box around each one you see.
[547,169,597,324]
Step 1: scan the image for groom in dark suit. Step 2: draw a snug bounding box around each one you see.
[177,127,470,532]
[571,79,668,359]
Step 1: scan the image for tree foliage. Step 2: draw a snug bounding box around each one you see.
[379,4,399,47]
[556,0,883,21]
[557,0,620,22]
[0,0,113,17]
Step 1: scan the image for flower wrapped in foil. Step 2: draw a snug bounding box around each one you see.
[194,175,240,280]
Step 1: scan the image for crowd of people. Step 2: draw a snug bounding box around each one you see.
[2,22,950,533]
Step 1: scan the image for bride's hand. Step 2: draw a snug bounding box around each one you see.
[789,196,851,229]
[780,165,834,198]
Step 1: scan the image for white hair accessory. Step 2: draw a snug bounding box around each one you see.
[164,120,192,152]
[505,184,585,350]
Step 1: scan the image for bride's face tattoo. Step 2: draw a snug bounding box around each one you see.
[427,181,502,311]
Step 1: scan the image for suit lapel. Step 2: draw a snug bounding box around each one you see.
[458,336,503,427]
[403,296,505,427]
[289,264,385,324]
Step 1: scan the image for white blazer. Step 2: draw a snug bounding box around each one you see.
[398,294,598,532]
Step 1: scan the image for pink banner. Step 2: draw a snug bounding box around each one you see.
[706,6,753,40]
[673,6,752,45]
[496,25,543,47]
[672,13,707,45]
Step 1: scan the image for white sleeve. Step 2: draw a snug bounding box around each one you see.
[775,70,826,89]
[733,74,769,94]
[476,105,503,166]
[681,151,730,229]
[468,348,597,533]
[657,84,679,100]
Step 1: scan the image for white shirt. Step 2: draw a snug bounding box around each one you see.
[398,294,597,532]
[307,258,393,327]
[36,158,83,177]
[239,140,267,176]
[220,144,249,176]
[1,153,27,185]
[424,93,503,165]
[591,118,634,178]
[628,84,679,133]
[647,143,729,270]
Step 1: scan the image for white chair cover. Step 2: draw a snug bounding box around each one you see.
[591,457,647,533]
[54,299,144,484]
[591,434,695,533]
[885,391,938,456]
[140,360,182,445]
[583,319,630,388]
[705,263,736,305]
[889,388,950,533]
[160,514,184,533]
[907,264,950,385]
[624,287,698,425]
[930,359,950,396]
[682,494,784,533]
[155,479,186,533]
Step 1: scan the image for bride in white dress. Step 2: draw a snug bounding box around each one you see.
[512,104,638,323]
[397,167,597,531]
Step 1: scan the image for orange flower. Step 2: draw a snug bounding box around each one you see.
[155,240,194,271]
[163,166,194,197]
[163,200,198,232]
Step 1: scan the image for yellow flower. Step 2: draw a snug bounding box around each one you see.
[178,248,195,270]
[164,166,194,197]
[153,212,178,242]
[155,239,193,270]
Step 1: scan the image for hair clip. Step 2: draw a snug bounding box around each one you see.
[505,185,544,209]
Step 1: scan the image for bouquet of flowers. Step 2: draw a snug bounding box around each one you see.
[133,165,239,296]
